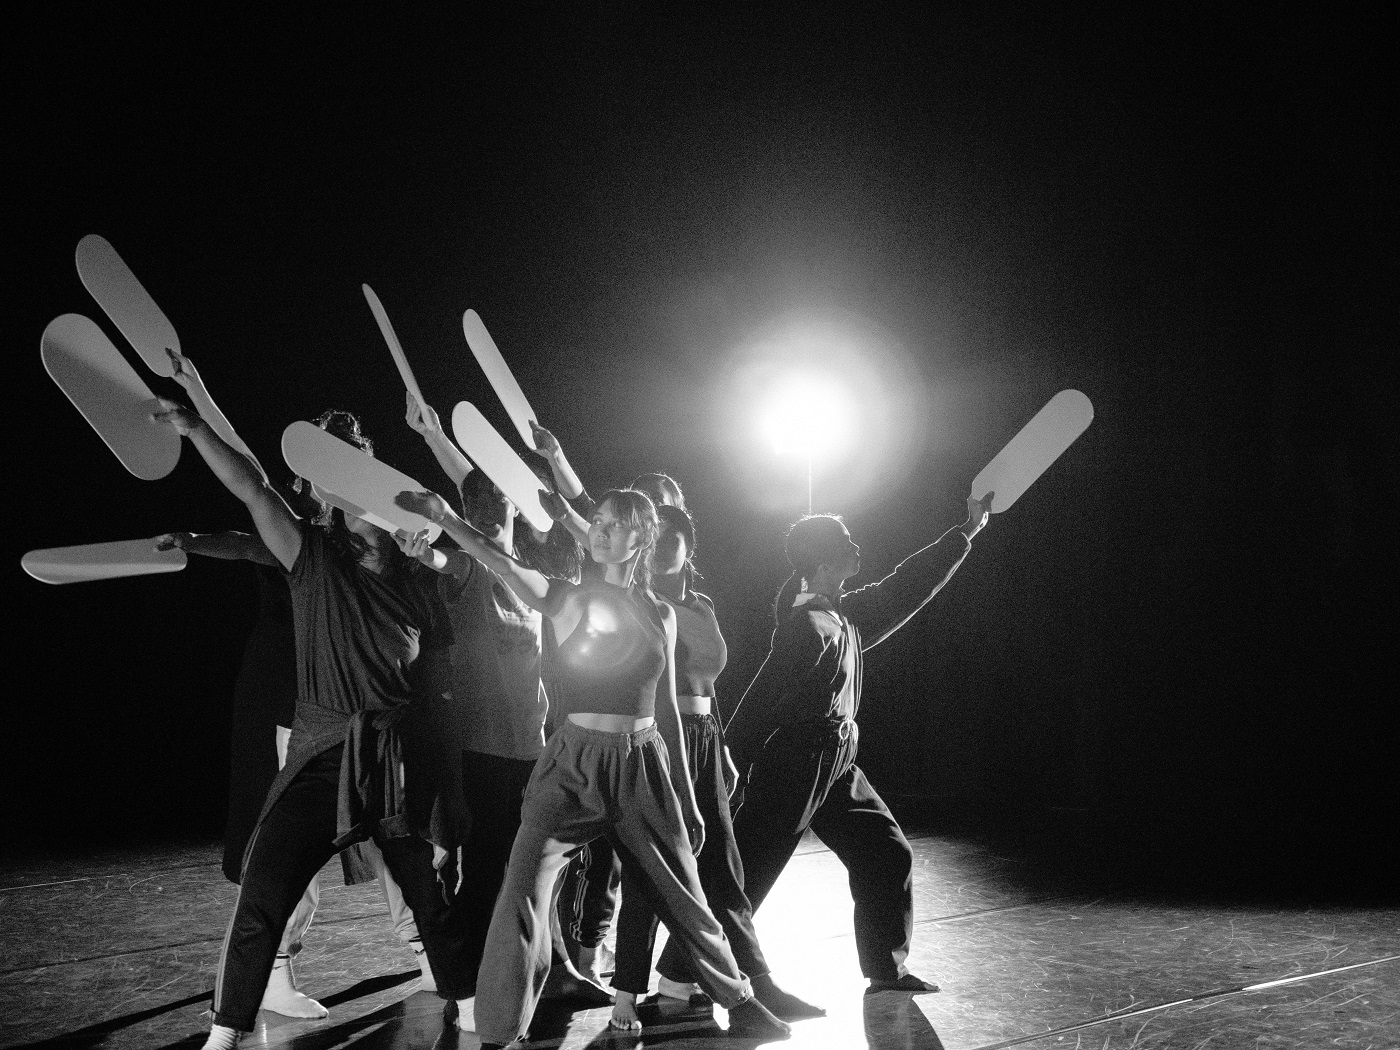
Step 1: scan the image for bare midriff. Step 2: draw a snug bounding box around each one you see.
[675,695,712,715]
[567,712,656,734]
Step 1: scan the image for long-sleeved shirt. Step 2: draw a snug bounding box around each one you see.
[726,527,972,762]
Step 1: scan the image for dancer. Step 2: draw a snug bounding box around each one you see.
[159,359,436,1016]
[394,487,791,1048]
[152,398,475,1050]
[401,397,581,1020]
[726,497,992,994]
[528,432,694,986]
[609,504,822,1030]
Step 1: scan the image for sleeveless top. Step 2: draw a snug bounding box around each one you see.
[660,589,726,697]
[551,579,667,720]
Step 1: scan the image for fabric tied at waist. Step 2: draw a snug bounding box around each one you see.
[334,706,409,850]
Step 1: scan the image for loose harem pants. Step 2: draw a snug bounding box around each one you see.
[474,721,752,1046]
[612,711,768,993]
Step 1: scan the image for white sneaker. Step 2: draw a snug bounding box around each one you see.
[260,954,328,1018]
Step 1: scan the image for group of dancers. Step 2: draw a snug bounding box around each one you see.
[148,348,991,1050]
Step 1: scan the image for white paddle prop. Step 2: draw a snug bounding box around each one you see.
[281,422,443,542]
[42,314,182,480]
[450,402,553,532]
[462,310,538,448]
[971,389,1093,513]
[362,284,429,414]
[22,538,187,585]
[75,234,179,378]
[308,482,399,536]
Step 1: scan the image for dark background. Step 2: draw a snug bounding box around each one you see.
[7,8,1393,899]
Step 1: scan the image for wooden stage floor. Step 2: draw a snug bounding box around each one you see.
[2,830,1396,1049]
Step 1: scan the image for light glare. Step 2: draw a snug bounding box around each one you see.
[758,370,856,460]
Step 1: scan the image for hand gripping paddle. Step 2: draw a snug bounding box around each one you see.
[462,310,538,449]
[75,234,179,378]
[450,402,554,532]
[22,538,187,585]
[362,284,429,415]
[41,314,182,480]
[971,389,1093,512]
[281,422,443,542]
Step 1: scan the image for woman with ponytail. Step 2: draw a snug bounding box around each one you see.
[394,486,792,1048]
[726,495,992,994]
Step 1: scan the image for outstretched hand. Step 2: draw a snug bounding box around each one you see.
[404,391,442,435]
[393,527,435,562]
[395,489,451,524]
[538,488,569,523]
[153,532,193,552]
[962,492,993,540]
[529,421,561,457]
[150,398,201,436]
[165,349,202,390]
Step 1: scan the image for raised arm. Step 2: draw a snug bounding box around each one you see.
[166,349,267,481]
[540,488,592,547]
[392,527,453,574]
[841,494,992,650]
[395,489,558,613]
[405,391,474,490]
[529,422,586,501]
[154,530,279,567]
[152,399,303,570]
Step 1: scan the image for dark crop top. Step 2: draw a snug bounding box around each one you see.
[552,579,667,720]
[661,590,727,697]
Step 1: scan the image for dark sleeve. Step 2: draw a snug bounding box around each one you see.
[725,613,828,763]
[438,547,482,604]
[840,526,973,651]
[417,570,455,654]
[570,489,598,518]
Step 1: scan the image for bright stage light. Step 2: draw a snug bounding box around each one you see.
[715,305,938,518]
[757,370,858,460]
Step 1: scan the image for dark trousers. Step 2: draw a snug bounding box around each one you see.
[452,749,536,987]
[613,712,768,992]
[555,835,620,957]
[212,746,473,1031]
[733,728,914,982]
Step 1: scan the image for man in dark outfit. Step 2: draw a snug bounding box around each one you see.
[726,496,990,994]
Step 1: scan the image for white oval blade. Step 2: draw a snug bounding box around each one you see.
[41,314,182,480]
[22,538,187,585]
[462,309,537,448]
[75,234,179,377]
[450,402,553,532]
[971,389,1093,513]
[362,284,428,412]
[280,421,442,542]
